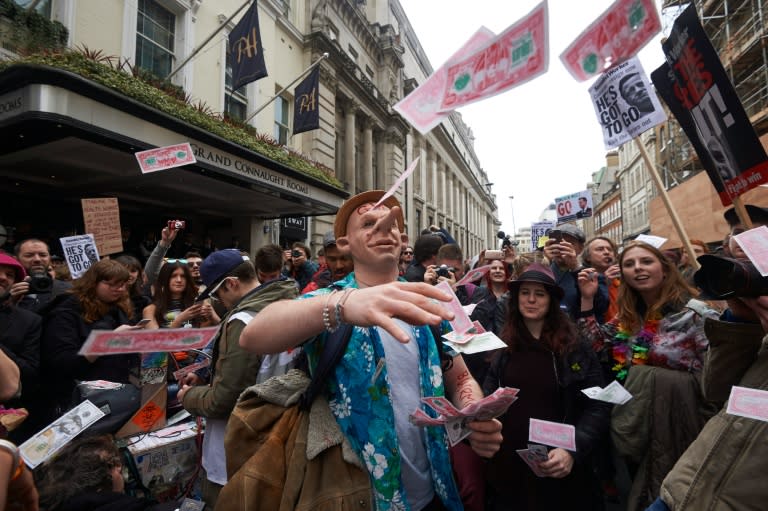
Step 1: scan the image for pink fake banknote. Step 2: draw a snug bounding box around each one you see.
[529,418,576,451]
[440,1,548,112]
[560,0,661,81]
[394,27,495,134]
[727,386,768,422]
[436,281,474,335]
[79,327,219,356]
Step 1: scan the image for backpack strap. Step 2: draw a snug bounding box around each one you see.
[298,322,353,411]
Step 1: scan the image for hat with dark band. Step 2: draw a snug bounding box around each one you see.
[507,263,564,300]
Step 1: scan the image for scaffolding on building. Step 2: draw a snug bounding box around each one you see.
[658,0,768,186]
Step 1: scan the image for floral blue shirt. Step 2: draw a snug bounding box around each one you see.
[301,273,462,511]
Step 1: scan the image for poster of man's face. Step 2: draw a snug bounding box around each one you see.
[619,72,654,115]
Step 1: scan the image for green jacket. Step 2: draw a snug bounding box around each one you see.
[661,318,767,511]
[182,278,298,418]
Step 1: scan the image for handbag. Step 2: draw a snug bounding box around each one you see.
[75,381,142,435]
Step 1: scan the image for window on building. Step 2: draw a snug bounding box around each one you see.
[274,94,290,144]
[225,52,248,121]
[13,0,50,16]
[136,0,176,78]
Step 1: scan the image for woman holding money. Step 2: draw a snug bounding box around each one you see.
[40,260,136,423]
[483,264,609,510]
[576,241,720,511]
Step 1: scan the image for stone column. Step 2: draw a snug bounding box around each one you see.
[362,119,373,191]
[344,101,357,193]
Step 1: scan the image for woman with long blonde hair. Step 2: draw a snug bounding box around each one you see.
[577,241,719,511]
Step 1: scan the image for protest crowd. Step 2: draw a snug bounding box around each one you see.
[3,1,768,511]
[0,189,766,511]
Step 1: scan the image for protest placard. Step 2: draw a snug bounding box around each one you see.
[440,1,548,112]
[60,234,100,279]
[135,142,196,174]
[554,190,593,223]
[652,4,768,206]
[394,27,495,135]
[531,221,555,251]
[589,56,666,149]
[560,0,661,81]
[81,198,123,256]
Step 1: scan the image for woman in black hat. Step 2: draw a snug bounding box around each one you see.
[483,263,609,510]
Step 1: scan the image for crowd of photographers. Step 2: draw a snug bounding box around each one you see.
[0,201,766,510]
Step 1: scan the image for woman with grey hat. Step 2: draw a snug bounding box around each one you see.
[483,263,609,510]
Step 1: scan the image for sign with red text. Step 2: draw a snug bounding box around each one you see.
[135,143,196,174]
[81,197,123,255]
[79,326,219,356]
[440,1,548,112]
[589,57,666,149]
[555,190,593,223]
[560,0,661,81]
[653,4,768,206]
[394,27,495,134]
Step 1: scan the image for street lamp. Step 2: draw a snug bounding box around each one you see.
[509,195,517,242]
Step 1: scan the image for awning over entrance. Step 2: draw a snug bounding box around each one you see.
[0,65,346,223]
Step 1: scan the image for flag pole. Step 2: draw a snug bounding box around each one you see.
[633,136,700,270]
[244,52,329,124]
[165,0,253,82]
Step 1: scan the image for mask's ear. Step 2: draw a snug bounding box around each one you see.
[335,236,351,254]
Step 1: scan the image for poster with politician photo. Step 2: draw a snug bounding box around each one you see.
[555,191,594,223]
[589,56,666,149]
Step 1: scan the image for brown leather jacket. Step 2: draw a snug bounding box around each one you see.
[215,370,372,511]
[661,319,767,510]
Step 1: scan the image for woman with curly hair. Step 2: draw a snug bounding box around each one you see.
[40,260,137,421]
[577,241,720,511]
[142,261,214,329]
[483,263,609,510]
[35,435,177,511]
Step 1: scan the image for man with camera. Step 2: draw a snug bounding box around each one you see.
[282,242,317,291]
[405,231,445,283]
[9,239,71,314]
[0,253,41,443]
[650,205,768,511]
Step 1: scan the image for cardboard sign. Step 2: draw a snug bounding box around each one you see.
[560,0,661,81]
[554,190,593,223]
[588,56,667,149]
[59,234,100,279]
[79,326,219,356]
[394,27,495,135]
[81,197,123,256]
[440,1,548,112]
[653,4,768,206]
[135,142,196,174]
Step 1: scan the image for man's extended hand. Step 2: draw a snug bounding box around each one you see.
[466,418,503,458]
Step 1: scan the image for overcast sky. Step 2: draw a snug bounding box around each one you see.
[398,0,670,237]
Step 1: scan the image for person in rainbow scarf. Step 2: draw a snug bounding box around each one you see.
[576,240,719,511]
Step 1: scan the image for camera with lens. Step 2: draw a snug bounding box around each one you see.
[497,230,519,248]
[436,264,454,278]
[291,249,303,258]
[167,220,186,231]
[694,255,768,299]
[28,270,53,294]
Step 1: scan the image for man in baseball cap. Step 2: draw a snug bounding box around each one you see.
[179,248,298,508]
[239,190,502,511]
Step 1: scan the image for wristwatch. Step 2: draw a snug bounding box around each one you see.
[0,439,20,478]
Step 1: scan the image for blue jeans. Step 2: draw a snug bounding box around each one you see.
[645,497,671,511]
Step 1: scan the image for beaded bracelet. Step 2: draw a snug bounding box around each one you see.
[322,290,339,332]
[334,288,355,326]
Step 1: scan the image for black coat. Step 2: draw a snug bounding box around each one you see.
[0,303,41,400]
[17,279,72,314]
[40,294,134,418]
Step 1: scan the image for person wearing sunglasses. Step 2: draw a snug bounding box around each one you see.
[184,251,205,292]
[178,248,299,509]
